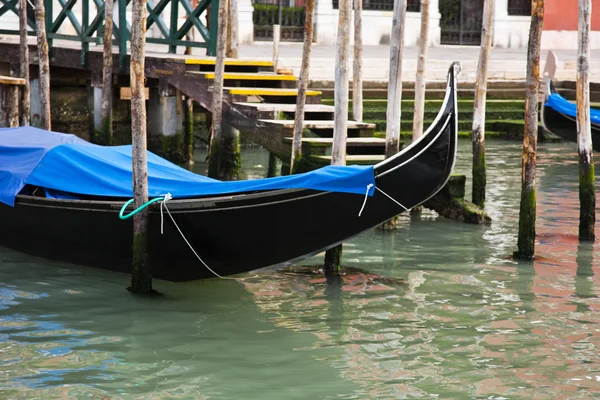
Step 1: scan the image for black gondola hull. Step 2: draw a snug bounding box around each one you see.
[541,82,600,151]
[0,65,460,281]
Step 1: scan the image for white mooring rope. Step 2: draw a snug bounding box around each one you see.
[160,193,238,280]
[357,184,410,216]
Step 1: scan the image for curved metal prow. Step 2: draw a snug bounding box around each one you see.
[541,50,558,101]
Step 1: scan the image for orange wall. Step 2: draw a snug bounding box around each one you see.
[544,0,600,31]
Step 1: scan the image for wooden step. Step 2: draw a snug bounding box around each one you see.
[234,102,335,113]
[224,87,322,96]
[259,119,375,129]
[0,76,25,85]
[283,137,385,146]
[312,154,385,164]
[188,71,297,81]
[184,58,274,67]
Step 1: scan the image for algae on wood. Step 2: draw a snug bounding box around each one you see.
[576,0,595,241]
[471,0,494,208]
[516,0,544,260]
[424,176,491,225]
[183,95,194,167]
[130,0,152,293]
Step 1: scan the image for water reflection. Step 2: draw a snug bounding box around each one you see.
[1,140,600,398]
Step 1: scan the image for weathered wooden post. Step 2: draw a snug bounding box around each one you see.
[385,0,407,158]
[208,0,240,180]
[130,0,152,293]
[183,95,194,167]
[290,0,315,173]
[19,0,30,126]
[101,0,114,144]
[273,0,282,69]
[227,0,239,58]
[471,0,494,208]
[577,0,595,241]
[323,0,351,274]
[35,0,51,130]
[6,82,19,127]
[412,0,429,140]
[352,0,363,121]
[185,0,196,55]
[409,0,429,216]
[515,0,544,260]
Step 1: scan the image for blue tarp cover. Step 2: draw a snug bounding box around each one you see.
[0,127,375,207]
[545,92,600,125]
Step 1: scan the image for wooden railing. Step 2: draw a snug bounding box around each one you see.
[0,0,218,71]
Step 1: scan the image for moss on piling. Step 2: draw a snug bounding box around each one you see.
[148,133,185,165]
[472,143,486,207]
[208,135,241,180]
[579,161,596,241]
[514,188,536,260]
[324,245,343,275]
[424,174,491,225]
[92,116,113,145]
[129,231,153,294]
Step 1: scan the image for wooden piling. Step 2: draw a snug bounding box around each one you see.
[272,25,280,70]
[352,0,363,122]
[19,0,30,126]
[101,0,114,144]
[385,0,407,158]
[412,0,429,141]
[129,0,152,293]
[267,152,278,177]
[34,0,51,131]
[6,85,19,127]
[184,0,195,55]
[208,0,240,180]
[577,0,595,241]
[183,95,194,167]
[515,0,544,260]
[290,0,315,173]
[324,0,351,274]
[227,0,239,58]
[471,0,494,208]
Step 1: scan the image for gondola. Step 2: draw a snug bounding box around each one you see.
[0,63,460,282]
[541,80,600,151]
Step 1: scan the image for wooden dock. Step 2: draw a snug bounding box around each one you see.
[0,41,384,165]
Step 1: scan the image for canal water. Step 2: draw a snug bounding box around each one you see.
[1,139,599,399]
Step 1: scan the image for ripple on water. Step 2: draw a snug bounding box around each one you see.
[1,142,600,398]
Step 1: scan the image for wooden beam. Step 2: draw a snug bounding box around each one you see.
[120,86,149,100]
[0,76,26,85]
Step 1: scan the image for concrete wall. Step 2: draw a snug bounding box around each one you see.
[492,0,530,48]
[541,0,600,49]
[313,0,440,46]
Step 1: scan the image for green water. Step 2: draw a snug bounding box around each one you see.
[1,139,600,399]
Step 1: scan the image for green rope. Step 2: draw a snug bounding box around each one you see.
[119,197,165,220]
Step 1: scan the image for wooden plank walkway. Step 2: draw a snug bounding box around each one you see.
[188,72,297,81]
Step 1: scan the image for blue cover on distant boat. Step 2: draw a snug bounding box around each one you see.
[545,92,600,125]
[0,127,375,207]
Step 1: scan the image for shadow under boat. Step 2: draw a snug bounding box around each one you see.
[0,63,460,282]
